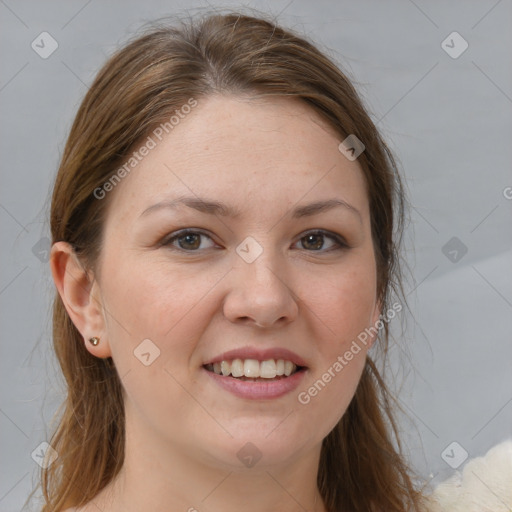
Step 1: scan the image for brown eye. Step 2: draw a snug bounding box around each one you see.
[301,233,324,250]
[163,230,216,251]
[177,233,201,250]
[295,230,347,252]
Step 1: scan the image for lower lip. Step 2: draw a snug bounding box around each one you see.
[203,367,307,400]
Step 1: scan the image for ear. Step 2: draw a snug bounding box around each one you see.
[50,241,112,359]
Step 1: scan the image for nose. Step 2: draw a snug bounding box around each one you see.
[222,250,299,329]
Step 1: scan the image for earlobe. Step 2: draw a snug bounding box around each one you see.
[50,241,112,359]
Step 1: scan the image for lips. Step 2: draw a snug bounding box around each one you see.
[201,346,309,399]
[202,362,307,400]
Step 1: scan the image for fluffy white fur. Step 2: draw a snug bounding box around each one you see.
[424,439,512,511]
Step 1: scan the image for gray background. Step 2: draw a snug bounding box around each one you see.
[1,0,511,510]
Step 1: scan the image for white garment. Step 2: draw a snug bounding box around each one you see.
[424,439,512,511]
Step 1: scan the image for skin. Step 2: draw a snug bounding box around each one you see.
[51,95,381,512]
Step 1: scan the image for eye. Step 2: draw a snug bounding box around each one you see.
[161,228,348,253]
[294,230,347,252]
[162,229,217,251]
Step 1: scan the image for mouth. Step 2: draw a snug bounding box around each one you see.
[201,347,309,399]
[203,358,307,381]
[202,358,308,400]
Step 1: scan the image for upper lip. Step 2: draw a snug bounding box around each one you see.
[203,347,308,368]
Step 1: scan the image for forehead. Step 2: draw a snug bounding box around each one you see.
[106,94,369,224]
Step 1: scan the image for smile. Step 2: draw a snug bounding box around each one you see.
[202,358,307,400]
[204,358,302,379]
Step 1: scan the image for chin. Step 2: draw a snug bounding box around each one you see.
[196,424,313,471]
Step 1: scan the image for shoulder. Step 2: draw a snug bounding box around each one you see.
[423,439,512,511]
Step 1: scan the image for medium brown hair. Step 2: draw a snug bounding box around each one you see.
[40,11,426,512]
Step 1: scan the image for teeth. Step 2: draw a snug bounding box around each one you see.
[231,359,244,378]
[207,358,299,379]
[260,359,277,378]
[220,360,231,376]
[244,359,260,377]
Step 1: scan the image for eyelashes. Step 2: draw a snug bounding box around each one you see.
[161,228,349,254]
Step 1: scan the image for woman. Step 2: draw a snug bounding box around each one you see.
[42,11,428,512]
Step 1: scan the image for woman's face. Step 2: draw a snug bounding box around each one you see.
[93,95,381,469]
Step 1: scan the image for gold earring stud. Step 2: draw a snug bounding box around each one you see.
[88,337,100,346]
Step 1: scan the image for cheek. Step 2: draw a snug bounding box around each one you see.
[99,253,224,367]
[293,251,376,420]
[98,255,221,426]
[300,255,378,348]
[295,265,374,437]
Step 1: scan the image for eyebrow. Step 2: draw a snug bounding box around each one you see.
[140,196,362,222]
